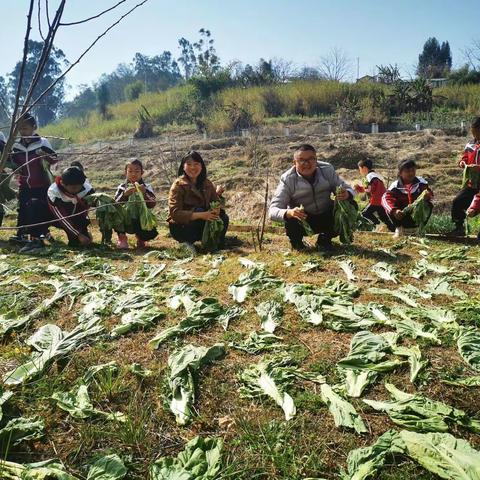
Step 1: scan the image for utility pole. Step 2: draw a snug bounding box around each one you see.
[356,57,360,80]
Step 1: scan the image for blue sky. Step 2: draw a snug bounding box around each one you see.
[1,0,478,99]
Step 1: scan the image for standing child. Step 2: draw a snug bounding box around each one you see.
[382,159,433,237]
[9,114,57,251]
[47,166,95,247]
[354,159,394,232]
[114,158,157,249]
[449,117,480,236]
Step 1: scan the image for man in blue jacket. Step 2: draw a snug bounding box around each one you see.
[269,144,355,251]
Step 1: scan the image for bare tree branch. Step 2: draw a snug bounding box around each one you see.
[37,0,45,41]
[0,0,35,171]
[59,0,128,26]
[318,47,352,81]
[26,0,150,116]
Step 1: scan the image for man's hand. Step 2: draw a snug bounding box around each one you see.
[424,191,433,201]
[393,209,404,220]
[335,188,350,202]
[201,210,220,221]
[286,207,307,220]
[78,234,92,246]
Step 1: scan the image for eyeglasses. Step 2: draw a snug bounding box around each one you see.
[295,158,316,165]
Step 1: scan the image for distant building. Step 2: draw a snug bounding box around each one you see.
[428,78,449,88]
[356,75,379,84]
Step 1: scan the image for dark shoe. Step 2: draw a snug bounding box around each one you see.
[290,240,308,251]
[9,234,29,245]
[316,235,334,252]
[19,239,45,253]
[447,226,466,237]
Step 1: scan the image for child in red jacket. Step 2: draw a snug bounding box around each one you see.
[382,159,433,237]
[354,159,394,232]
[450,117,480,236]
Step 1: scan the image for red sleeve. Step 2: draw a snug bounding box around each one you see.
[48,199,81,237]
[382,189,397,214]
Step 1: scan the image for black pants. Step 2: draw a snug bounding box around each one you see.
[115,218,158,241]
[285,208,335,246]
[451,187,478,227]
[169,211,229,247]
[388,203,433,228]
[17,187,51,238]
[362,204,395,232]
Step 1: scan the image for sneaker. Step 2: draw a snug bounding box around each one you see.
[19,239,45,253]
[116,233,129,249]
[136,235,146,249]
[290,240,308,251]
[447,226,466,237]
[43,232,56,244]
[9,234,29,245]
[316,235,334,252]
[393,227,404,238]
[403,227,418,236]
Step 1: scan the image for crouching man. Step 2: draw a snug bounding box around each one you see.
[269,144,356,251]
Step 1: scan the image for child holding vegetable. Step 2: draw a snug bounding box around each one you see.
[114,158,157,249]
[382,159,433,238]
[47,166,95,247]
[168,150,228,253]
[354,159,394,232]
[449,117,480,236]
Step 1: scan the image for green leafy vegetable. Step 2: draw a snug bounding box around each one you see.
[364,383,480,433]
[167,343,225,425]
[149,436,222,480]
[402,190,431,235]
[333,188,358,244]
[256,300,283,333]
[201,200,224,251]
[86,454,127,480]
[320,383,367,434]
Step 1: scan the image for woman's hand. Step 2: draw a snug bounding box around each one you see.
[193,210,220,221]
[393,209,404,220]
[286,207,307,220]
[216,184,225,196]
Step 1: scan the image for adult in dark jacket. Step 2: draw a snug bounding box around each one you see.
[269,144,355,251]
[168,150,228,252]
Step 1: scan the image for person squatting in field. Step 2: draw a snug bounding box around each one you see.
[382,159,434,238]
[354,158,394,232]
[48,166,95,247]
[168,150,228,255]
[449,116,480,237]
[269,143,357,251]
[114,158,158,249]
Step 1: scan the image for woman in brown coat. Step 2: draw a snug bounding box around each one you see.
[168,151,229,251]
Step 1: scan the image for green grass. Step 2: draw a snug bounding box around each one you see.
[1,225,480,478]
[42,80,480,144]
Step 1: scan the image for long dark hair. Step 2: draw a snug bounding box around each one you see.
[178,150,207,187]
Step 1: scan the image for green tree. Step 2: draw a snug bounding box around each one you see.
[417,37,452,78]
[124,80,144,100]
[7,40,68,125]
[97,82,111,120]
